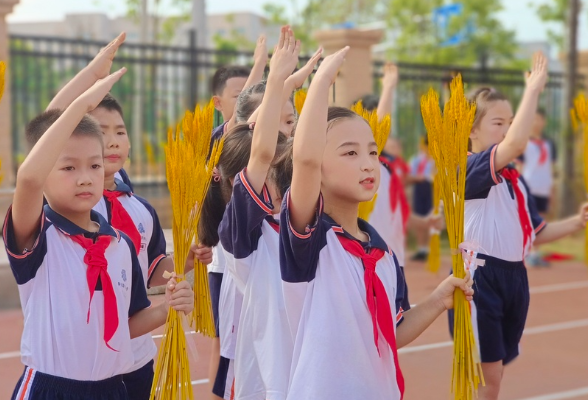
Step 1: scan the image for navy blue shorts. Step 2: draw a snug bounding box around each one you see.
[448,254,529,365]
[212,356,232,398]
[532,195,549,214]
[12,367,128,400]
[208,272,223,337]
[122,360,154,400]
[413,181,433,216]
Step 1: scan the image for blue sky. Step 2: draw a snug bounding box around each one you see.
[7,0,588,49]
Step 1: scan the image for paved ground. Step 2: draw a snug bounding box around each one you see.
[1,256,587,399]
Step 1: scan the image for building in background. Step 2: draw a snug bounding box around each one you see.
[8,11,281,49]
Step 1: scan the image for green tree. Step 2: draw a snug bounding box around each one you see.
[263,0,520,67]
[530,0,567,50]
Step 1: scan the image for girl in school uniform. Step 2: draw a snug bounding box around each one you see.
[279,46,474,400]
[451,53,588,400]
[218,26,300,400]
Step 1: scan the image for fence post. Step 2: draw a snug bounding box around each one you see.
[189,29,197,109]
[314,28,383,107]
[0,0,19,189]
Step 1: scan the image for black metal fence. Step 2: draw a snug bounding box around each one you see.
[9,34,578,184]
[372,60,580,158]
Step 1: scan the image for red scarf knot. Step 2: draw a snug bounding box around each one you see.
[70,234,119,351]
[501,168,533,257]
[103,190,141,254]
[531,139,548,165]
[337,234,405,398]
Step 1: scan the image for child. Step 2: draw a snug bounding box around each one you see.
[4,69,194,400]
[520,108,556,266]
[407,136,435,261]
[280,46,473,399]
[199,41,320,400]
[454,53,588,400]
[211,35,269,143]
[218,26,299,400]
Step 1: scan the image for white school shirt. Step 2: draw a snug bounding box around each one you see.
[465,145,546,262]
[3,205,150,381]
[521,138,556,197]
[219,170,294,400]
[369,163,406,266]
[94,179,167,372]
[207,245,227,274]
[218,247,243,360]
[279,193,409,400]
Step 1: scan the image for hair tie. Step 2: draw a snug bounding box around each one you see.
[212,167,221,183]
[249,122,256,130]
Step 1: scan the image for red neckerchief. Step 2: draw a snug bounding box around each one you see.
[531,138,548,165]
[416,155,429,175]
[336,234,405,398]
[501,168,533,257]
[380,156,410,232]
[70,234,119,351]
[103,190,141,254]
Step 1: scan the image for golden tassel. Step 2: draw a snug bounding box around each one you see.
[351,101,392,220]
[427,173,442,273]
[421,75,484,399]
[572,93,588,266]
[150,99,223,400]
[294,88,307,115]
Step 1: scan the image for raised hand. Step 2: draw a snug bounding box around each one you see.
[288,47,323,89]
[269,26,301,82]
[75,67,126,112]
[314,46,350,85]
[253,34,268,67]
[382,62,399,89]
[87,32,126,80]
[164,273,195,315]
[525,51,548,94]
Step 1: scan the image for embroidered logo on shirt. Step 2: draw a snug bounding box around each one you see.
[121,269,127,282]
[138,223,146,234]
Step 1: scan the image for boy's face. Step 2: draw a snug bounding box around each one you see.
[213,77,248,121]
[44,135,104,216]
[89,107,130,178]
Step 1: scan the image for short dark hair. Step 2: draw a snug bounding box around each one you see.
[354,94,380,112]
[211,66,251,96]
[536,107,547,118]
[96,93,124,119]
[25,109,103,147]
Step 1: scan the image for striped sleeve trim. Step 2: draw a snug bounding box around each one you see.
[239,170,273,214]
[490,145,502,184]
[148,254,167,279]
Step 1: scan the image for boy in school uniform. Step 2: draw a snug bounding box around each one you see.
[5,69,194,400]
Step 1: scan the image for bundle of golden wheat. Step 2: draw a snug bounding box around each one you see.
[427,173,442,274]
[294,88,307,115]
[150,100,223,400]
[421,75,483,399]
[572,93,588,265]
[351,101,391,220]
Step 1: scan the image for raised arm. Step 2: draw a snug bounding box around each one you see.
[46,33,125,111]
[246,47,322,124]
[376,62,398,122]
[243,34,268,91]
[289,47,349,233]
[12,69,126,253]
[247,27,300,193]
[494,52,548,171]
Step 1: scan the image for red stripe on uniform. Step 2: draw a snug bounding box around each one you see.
[239,171,273,214]
[19,368,34,400]
[148,254,167,278]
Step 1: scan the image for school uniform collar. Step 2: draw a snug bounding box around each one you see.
[43,204,120,238]
[322,213,390,254]
[111,178,133,195]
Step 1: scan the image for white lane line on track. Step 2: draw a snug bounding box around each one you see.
[398,318,588,355]
[152,330,196,339]
[516,387,588,400]
[0,351,21,360]
[191,378,209,386]
[529,280,588,294]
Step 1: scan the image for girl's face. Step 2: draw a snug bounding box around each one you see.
[470,100,513,152]
[280,101,296,137]
[321,118,380,204]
